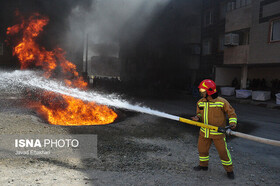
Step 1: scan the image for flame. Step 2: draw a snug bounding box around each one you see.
[7,13,117,125]
[38,93,117,126]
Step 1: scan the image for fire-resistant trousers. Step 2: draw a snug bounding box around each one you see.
[198,131,233,172]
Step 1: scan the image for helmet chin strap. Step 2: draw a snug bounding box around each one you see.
[206,93,215,101]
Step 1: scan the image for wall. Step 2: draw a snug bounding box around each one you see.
[224,45,249,64]
[200,0,226,80]
[225,5,252,32]
[249,0,280,64]
[215,66,241,86]
[248,66,280,87]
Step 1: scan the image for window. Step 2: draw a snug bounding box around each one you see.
[241,0,251,7]
[230,29,250,45]
[202,39,212,55]
[219,35,225,51]
[241,0,247,7]
[204,11,213,26]
[227,0,251,12]
[220,3,227,20]
[190,44,201,55]
[236,0,241,9]
[270,19,280,42]
[227,1,236,12]
[0,43,3,56]
[240,30,250,45]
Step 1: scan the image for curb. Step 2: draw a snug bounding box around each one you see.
[225,96,280,110]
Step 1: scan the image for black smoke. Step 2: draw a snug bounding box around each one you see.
[2,0,92,46]
[0,0,94,69]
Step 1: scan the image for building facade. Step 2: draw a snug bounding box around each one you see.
[212,0,280,94]
[200,0,227,81]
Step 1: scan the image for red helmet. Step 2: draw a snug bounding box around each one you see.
[198,79,217,95]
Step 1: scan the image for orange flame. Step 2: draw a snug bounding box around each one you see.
[7,13,117,125]
[38,93,117,126]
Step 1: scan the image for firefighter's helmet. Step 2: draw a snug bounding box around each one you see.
[198,79,217,95]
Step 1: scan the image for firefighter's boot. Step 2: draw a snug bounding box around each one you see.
[193,165,208,171]
[227,171,235,179]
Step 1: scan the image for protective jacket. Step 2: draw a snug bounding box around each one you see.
[196,96,237,138]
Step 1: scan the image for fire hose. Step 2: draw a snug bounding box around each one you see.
[178,117,280,147]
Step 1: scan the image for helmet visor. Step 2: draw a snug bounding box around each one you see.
[199,88,207,93]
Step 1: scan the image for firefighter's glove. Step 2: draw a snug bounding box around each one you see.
[191,116,200,122]
[229,124,237,130]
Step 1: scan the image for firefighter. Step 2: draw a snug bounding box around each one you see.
[191,79,237,179]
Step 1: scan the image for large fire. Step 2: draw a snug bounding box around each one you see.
[7,12,117,126]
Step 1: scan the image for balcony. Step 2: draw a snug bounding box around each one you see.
[224,45,249,65]
[225,5,252,32]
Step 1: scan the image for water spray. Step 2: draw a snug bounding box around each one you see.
[1,70,280,147]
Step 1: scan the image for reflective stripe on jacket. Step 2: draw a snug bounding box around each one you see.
[196,96,237,138]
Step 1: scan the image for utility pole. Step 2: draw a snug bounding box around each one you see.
[85,33,88,76]
[82,32,89,85]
